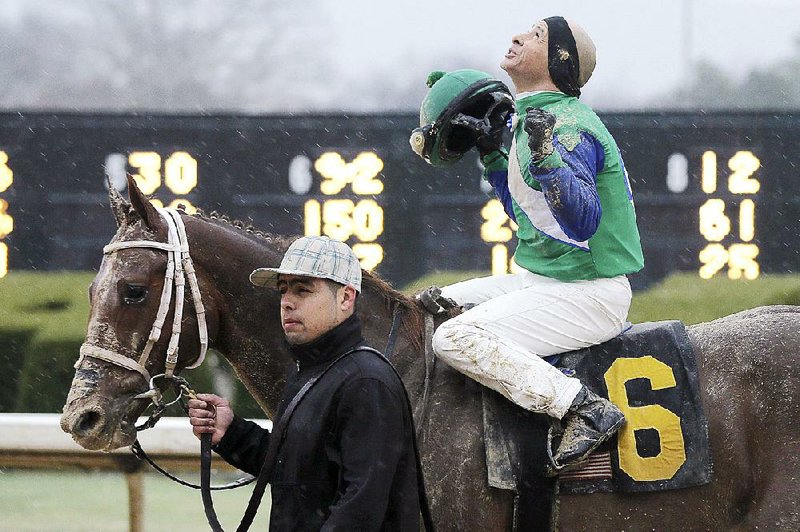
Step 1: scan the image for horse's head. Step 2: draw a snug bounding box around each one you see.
[61,176,220,451]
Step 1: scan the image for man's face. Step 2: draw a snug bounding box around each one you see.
[501,20,550,83]
[277,275,353,345]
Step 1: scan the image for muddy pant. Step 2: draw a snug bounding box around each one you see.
[432,271,632,419]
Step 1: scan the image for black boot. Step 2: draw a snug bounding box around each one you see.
[547,387,625,474]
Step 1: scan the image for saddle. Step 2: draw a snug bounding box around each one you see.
[481,320,713,530]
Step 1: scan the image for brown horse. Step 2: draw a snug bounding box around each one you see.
[61,177,800,530]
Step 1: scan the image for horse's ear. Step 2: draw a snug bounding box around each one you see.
[107,177,130,227]
[126,174,164,232]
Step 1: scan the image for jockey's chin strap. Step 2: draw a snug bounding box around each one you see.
[75,208,209,386]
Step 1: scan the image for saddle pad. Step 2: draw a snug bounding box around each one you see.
[483,320,713,496]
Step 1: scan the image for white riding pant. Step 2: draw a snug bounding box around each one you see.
[432,270,632,419]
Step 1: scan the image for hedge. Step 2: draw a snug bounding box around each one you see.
[0,271,261,416]
[3,270,799,414]
[402,271,800,325]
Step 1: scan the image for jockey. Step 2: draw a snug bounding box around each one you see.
[410,17,644,472]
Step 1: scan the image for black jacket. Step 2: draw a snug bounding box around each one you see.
[214,313,421,531]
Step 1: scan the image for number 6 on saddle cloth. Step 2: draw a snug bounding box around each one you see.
[483,320,712,497]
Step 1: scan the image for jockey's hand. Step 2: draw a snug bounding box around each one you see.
[188,393,234,446]
[524,107,557,163]
[450,113,506,158]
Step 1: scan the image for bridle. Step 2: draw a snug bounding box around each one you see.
[75,207,209,389]
[75,207,260,531]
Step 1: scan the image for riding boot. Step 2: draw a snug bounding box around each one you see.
[547,386,625,474]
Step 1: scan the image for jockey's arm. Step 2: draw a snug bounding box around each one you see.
[530,132,603,242]
[481,149,516,222]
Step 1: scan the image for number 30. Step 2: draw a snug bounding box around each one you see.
[604,356,687,481]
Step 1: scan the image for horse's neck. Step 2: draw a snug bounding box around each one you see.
[355,290,429,404]
[186,216,428,417]
[187,217,291,417]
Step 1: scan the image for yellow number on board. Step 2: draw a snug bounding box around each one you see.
[727,243,759,280]
[0,242,7,278]
[698,198,730,242]
[164,152,198,195]
[315,152,384,196]
[698,243,728,279]
[0,199,13,238]
[351,199,384,242]
[129,152,162,195]
[352,243,383,270]
[481,200,514,243]
[727,151,760,194]
[0,151,12,193]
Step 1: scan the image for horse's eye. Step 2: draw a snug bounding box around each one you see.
[123,284,148,304]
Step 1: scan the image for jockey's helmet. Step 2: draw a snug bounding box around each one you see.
[410,69,513,167]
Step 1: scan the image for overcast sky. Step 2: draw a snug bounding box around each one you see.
[323,0,800,109]
[1,0,799,112]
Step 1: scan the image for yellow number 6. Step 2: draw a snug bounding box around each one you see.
[604,356,687,481]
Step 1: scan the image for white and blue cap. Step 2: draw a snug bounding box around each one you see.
[249,235,362,292]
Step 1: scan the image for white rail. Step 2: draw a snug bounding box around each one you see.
[0,413,271,532]
[0,413,269,455]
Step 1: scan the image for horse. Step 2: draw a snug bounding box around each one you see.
[61,176,800,530]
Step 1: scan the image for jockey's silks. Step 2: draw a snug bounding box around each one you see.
[485,91,644,281]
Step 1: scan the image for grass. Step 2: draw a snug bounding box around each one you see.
[4,268,797,345]
[0,469,270,531]
[400,270,490,295]
[627,272,800,325]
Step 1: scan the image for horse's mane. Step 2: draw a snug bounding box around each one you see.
[194,209,296,251]
[193,209,426,352]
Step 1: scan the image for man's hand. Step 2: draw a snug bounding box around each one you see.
[188,393,234,446]
[524,108,557,162]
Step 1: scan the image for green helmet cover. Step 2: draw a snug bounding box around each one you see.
[410,69,513,167]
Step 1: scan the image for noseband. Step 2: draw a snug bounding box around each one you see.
[75,208,209,385]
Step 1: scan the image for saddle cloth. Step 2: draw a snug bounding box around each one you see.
[482,320,713,503]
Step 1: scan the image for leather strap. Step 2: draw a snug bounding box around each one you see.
[234,348,356,531]
[131,437,254,491]
[80,208,208,383]
[360,346,436,532]
[201,433,224,532]
[77,344,151,384]
[384,304,402,357]
[234,346,435,532]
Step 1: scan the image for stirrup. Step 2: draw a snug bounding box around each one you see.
[545,418,565,476]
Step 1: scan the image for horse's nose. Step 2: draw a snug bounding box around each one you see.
[69,408,105,437]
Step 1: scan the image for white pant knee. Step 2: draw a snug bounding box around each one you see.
[431,317,581,418]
